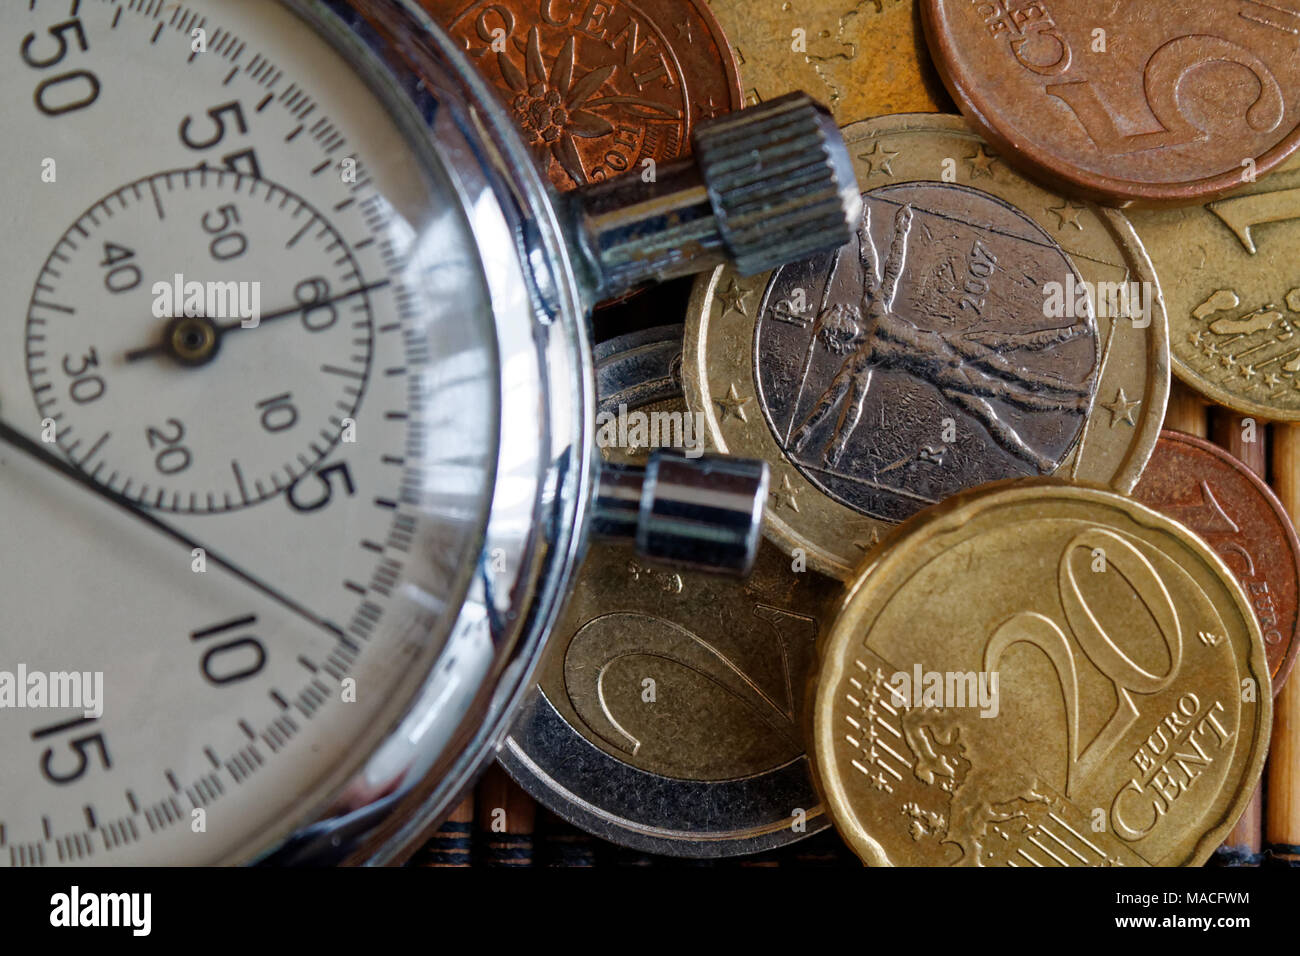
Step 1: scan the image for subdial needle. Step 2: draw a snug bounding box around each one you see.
[122,279,391,365]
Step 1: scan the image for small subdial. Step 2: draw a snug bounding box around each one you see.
[26,168,378,513]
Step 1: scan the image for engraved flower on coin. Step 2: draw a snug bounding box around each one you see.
[496,27,671,186]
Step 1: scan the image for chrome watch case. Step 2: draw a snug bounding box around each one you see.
[257,0,858,864]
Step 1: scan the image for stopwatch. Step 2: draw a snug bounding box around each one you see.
[0,0,858,864]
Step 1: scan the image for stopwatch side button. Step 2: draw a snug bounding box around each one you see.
[590,453,769,576]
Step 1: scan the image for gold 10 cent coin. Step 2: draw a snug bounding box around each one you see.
[813,482,1271,867]
[1127,156,1300,420]
[684,113,1170,579]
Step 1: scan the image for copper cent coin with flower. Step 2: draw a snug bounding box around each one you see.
[921,0,1300,205]
[1133,430,1300,695]
[422,0,743,189]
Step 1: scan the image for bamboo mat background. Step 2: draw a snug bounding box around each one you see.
[1163,382,1295,867]
[408,287,1300,868]
[411,766,862,868]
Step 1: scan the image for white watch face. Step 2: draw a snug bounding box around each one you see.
[1,0,501,864]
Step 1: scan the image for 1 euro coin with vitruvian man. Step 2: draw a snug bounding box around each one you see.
[684,114,1169,579]
[813,483,1270,867]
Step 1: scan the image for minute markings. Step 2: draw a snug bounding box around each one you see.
[28,170,382,513]
[6,0,444,863]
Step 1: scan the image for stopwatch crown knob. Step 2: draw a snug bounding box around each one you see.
[693,92,861,277]
[565,92,860,304]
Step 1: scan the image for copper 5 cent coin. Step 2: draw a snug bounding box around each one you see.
[1133,430,1300,694]
[814,482,1271,867]
[921,0,1300,206]
[422,0,743,189]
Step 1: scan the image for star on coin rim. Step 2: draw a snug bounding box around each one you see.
[812,480,1272,868]
[1169,346,1300,424]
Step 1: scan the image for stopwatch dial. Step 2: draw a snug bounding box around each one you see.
[0,0,501,864]
[28,169,376,512]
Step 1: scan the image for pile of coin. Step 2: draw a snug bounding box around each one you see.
[428,0,1300,866]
